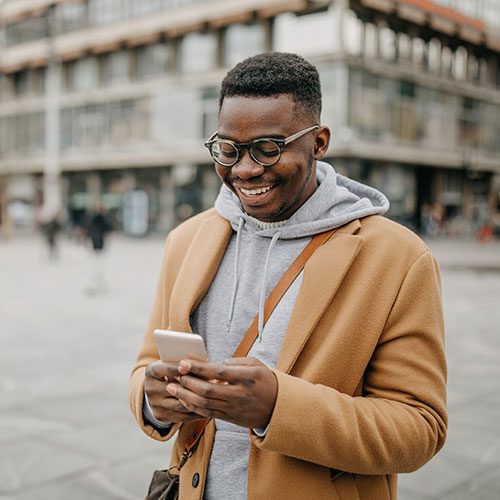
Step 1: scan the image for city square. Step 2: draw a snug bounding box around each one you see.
[0,234,499,499]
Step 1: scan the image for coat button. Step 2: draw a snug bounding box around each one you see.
[192,472,200,488]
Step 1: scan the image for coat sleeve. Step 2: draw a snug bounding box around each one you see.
[251,250,447,475]
[128,233,180,442]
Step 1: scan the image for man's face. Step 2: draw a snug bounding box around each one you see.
[216,94,326,222]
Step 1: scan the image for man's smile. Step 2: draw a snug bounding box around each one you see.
[238,185,274,196]
[234,184,277,205]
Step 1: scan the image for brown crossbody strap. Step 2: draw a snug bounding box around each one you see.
[175,228,335,468]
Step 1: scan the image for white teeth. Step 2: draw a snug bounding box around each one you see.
[240,186,272,196]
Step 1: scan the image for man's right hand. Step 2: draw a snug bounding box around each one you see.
[145,360,206,424]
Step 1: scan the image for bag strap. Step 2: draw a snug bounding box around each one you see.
[176,228,335,468]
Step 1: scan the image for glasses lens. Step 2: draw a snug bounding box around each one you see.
[211,140,238,166]
[251,140,281,166]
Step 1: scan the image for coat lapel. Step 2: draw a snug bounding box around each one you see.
[169,214,232,332]
[276,220,363,373]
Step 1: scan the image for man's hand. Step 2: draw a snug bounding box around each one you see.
[144,360,207,424]
[165,357,278,429]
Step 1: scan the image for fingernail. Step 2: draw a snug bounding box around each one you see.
[166,384,177,395]
[179,360,191,370]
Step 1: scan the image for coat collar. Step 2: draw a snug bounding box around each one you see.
[276,219,363,373]
[168,213,232,332]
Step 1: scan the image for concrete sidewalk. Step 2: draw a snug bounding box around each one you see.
[425,237,500,272]
[0,234,499,499]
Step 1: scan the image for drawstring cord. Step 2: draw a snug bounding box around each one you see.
[258,231,281,342]
[226,217,245,333]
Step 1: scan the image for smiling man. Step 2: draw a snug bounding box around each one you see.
[129,52,447,500]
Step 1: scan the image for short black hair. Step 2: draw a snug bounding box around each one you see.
[219,52,322,121]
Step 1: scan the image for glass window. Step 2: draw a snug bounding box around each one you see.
[225,23,266,68]
[57,2,88,32]
[349,70,383,138]
[5,15,49,46]
[26,68,46,96]
[178,32,218,74]
[130,98,150,143]
[459,97,481,148]
[0,75,6,101]
[108,100,134,146]
[136,43,171,79]
[100,51,131,86]
[75,104,108,148]
[66,57,99,92]
[163,0,197,7]
[479,103,498,153]
[89,0,124,26]
[12,71,29,97]
[60,108,75,150]
[60,99,149,150]
[0,113,44,153]
[201,87,219,138]
[130,0,162,17]
[395,93,417,142]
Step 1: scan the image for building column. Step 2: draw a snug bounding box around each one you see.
[158,168,175,233]
[44,6,62,214]
[332,0,349,56]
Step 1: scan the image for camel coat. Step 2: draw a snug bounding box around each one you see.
[129,209,447,499]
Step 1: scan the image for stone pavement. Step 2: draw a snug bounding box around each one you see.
[0,233,499,499]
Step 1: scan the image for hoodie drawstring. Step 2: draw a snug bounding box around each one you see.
[258,231,282,342]
[226,216,245,333]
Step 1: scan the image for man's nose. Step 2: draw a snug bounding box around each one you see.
[231,148,265,179]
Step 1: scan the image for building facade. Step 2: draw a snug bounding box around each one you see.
[0,0,499,236]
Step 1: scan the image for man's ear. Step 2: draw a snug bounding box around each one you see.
[314,126,331,160]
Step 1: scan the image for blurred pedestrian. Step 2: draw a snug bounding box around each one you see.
[36,205,62,260]
[130,53,447,500]
[85,204,112,294]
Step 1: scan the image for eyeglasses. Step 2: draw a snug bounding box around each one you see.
[204,125,319,168]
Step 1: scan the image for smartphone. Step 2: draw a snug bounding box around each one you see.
[153,329,208,363]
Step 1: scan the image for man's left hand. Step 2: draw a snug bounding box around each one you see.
[165,357,278,429]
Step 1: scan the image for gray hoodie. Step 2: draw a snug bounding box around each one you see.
[189,161,389,499]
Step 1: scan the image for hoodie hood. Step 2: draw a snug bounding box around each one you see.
[214,160,390,341]
[215,160,390,237]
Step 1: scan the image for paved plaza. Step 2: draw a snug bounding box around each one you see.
[0,232,499,499]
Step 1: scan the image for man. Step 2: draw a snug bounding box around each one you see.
[129,52,447,499]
